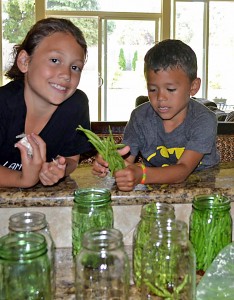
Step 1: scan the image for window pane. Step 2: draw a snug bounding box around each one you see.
[67,17,99,121]
[208,1,234,111]
[2,0,35,84]
[46,0,161,13]
[103,19,156,121]
[175,2,205,98]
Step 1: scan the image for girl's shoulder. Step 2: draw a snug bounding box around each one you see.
[0,80,24,98]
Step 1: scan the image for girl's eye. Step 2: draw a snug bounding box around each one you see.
[71,65,82,72]
[50,58,59,64]
[168,88,176,92]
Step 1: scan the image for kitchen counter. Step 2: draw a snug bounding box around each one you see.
[55,247,140,300]
[0,162,231,298]
[0,161,234,208]
[1,161,234,249]
[55,246,202,300]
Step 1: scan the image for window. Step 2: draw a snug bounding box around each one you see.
[174,0,234,111]
[1,0,234,120]
[1,0,35,85]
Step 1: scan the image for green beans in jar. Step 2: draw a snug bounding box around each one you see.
[189,194,232,273]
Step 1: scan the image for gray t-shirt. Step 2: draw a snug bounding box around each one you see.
[123,99,220,171]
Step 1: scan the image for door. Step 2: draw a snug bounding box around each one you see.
[73,15,160,121]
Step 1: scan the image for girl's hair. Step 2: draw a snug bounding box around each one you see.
[144,39,197,82]
[5,17,87,80]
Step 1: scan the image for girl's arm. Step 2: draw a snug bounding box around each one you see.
[0,134,46,188]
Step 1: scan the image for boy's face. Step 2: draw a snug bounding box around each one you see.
[146,67,200,128]
[17,32,85,106]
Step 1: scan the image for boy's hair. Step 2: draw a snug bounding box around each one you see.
[6,17,87,80]
[144,39,197,82]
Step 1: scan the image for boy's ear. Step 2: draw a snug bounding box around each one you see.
[190,78,201,96]
[17,50,30,73]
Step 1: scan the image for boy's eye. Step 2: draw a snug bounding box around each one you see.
[168,88,176,92]
[148,86,157,92]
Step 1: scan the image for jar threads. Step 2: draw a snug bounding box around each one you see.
[75,228,130,300]
[8,211,56,296]
[72,188,114,256]
[0,232,52,300]
[133,202,175,287]
[141,219,196,300]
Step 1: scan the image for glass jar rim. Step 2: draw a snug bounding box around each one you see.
[192,194,230,210]
[141,202,175,218]
[82,228,123,250]
[74,188,111,206]
[9,211,47,231]
[0,232,47,261]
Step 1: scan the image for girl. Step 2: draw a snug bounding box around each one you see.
[0,17,92,188]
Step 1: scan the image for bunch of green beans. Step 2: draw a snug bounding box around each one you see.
[189,195,232,272]
[142,240,191,299]
[77,125,125,176]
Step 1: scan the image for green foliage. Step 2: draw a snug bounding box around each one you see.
[47,0,99,10]
[118,48,126,71]
[3,0,115,47]
[132,50,138,71]
[3,0,35,44]
[47,0,100,46]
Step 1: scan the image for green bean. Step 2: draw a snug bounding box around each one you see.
[77,125,125,176]
[189,202,232,271]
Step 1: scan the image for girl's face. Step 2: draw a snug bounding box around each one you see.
[18,32,85,106]
[146,67,200,129]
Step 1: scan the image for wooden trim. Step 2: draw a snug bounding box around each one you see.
[91,121,234,135]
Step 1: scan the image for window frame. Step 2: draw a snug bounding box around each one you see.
[1,0,234,120]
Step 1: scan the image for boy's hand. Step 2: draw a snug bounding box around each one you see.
[92,146,130,177]
[114,164,143,191]
[92,153,109,177]
[39,156,66,186]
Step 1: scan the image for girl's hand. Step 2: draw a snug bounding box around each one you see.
[15,133,46,187]
[39,156,66,186]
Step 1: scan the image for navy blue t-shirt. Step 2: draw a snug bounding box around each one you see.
[0,80,92,171]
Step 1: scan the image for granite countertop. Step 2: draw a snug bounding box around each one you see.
[55,247,202,300]
[55,247,140,300]
[1,162,234,207]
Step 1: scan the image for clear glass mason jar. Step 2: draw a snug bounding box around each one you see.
[189,194,232,273]
[72,188,114,256]
[141,219,196,300]
[0,232,52,300]
[132,202,175,287]
[75,228,130,300]
[8,211,56,296]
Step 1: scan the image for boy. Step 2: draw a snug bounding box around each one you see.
[93,39,220,191]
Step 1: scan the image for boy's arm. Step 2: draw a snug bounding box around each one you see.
[114,150,203,191]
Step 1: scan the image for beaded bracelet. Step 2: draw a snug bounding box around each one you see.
[139,163,146,184]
